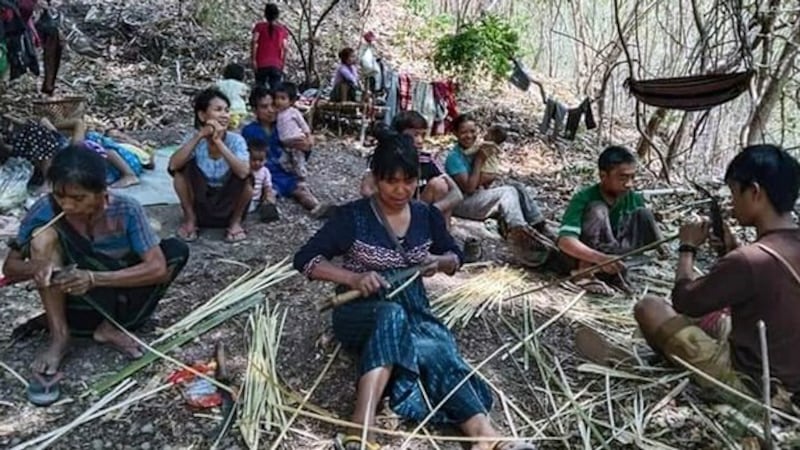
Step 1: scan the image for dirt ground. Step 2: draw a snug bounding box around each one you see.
[0,132,584,449]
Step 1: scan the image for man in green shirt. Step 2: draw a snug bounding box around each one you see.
[556,146,661,291]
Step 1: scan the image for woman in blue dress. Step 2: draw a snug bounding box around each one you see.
[294,131,535,450]
[241,86,333,219]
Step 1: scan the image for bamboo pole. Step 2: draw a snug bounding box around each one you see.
[758,320,773,450]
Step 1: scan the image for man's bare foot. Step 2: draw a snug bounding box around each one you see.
[93,321,144,360]
[31,334,70,375]
[225,223,247,242]
[176,221,198,242]
[110,175,140,189]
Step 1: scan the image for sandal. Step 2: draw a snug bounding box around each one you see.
[333,433,381,450]
[176,224,198,242]
[225,227,247,243]
[27,372,63,407]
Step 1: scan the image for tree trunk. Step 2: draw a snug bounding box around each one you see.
[665,111,691,174]
[636,107,667,159]
[746,18,800,145]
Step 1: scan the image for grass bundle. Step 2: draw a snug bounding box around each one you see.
[91,260,296,395]
[431,266,529,329]
[240,303,288,449]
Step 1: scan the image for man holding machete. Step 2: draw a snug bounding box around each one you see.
[634,145,800,411]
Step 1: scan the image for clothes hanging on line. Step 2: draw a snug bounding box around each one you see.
[398,73,413,111]
[564,98,596,140]
[432,81,458,135]
[411,80,436,129]
[383,70,399,126]
[378,72,458,136]
[538,97,567,136]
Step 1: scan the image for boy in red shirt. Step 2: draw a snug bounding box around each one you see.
[251,3,289,89]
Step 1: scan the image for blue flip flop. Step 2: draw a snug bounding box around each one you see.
[27,372,63,407]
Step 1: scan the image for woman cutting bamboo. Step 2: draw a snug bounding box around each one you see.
[2,146,189,406]
[293,132,535,450]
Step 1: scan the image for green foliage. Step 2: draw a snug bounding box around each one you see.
[404,0,429,15]
[432,15,521,82]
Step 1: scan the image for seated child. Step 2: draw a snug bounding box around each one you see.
[247,138,280,222]
[461,124,507,187]
[216,63,250,130]
[274,82,312,180]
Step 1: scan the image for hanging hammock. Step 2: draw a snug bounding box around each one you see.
[614,0,754,111]
[626,70,754,111]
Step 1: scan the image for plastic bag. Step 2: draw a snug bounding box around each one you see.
[0,158,34,213]
[360,46,378,75]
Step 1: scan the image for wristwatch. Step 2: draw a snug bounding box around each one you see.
[678,244,698,255]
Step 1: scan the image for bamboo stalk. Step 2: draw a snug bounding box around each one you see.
[758,320,773,450]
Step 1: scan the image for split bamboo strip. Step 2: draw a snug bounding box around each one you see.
[528,373,688,429]
[90,294,258,395]
[670,355,800,425]
[386,271,421,299]
[688,402,740,450]
[589,416,679,450]
[277,404,567,444]
[29,212,65,241]
[500,315,608,447]
[153,259,295,345]
[415,381,447,449]
[91,261,295,395]
[0,360,28,387]
[270,344,341,450]
[758,320,774,449]
[431,266,529,329]
[240,303,287,449]
[497,315,572,445]
[12,379,137,450]
[503,291,586,359]
[472,367,547,438]
[87,309,234,395]
[501,234,679,302]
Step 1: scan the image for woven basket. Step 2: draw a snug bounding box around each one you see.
[32,96,87,122]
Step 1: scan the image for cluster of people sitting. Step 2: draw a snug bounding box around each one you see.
[1,114,154,191]
[3,1,800,448]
